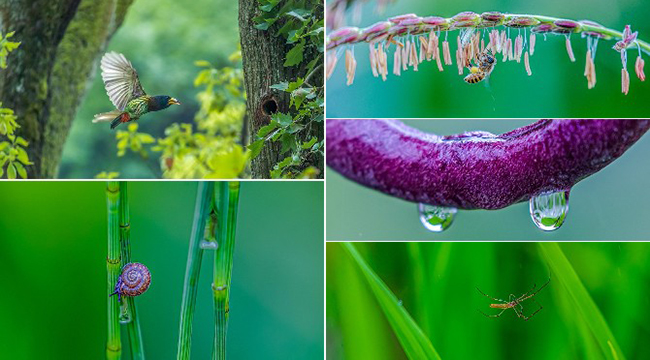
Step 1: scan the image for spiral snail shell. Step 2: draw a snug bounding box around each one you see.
[110,262,151,301]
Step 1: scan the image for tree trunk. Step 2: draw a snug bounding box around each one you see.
[238,0,324,178]
[0,0,133,178]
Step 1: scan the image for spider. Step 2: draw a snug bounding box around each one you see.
[477,277,551,321]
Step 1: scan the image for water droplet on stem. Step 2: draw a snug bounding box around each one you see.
[529,190,569,231]
[200,240,219,250]
[418,203,457,232]
[119,301,132,324]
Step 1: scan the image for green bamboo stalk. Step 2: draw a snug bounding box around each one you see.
[177,182,215,360]
[212,182,240,360]
[119,182,145,360]
[106,181,121,360]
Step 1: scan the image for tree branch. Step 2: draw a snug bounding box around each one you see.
[326,119,650,210]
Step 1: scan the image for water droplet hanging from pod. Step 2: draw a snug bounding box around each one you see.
[110,262,151,301]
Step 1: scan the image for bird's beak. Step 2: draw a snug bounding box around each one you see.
[168,98,181,106]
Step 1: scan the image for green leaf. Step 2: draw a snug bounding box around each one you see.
[538,243,626,360]
[270,82,289,91]
[257,123,278,138]
[247,139,264,160]
[16,147,30,164]
[194,60,211,67]
[272,113,293,127]
[270,156,293,178]
[15,137,28,147]
[13,161,27,178]
[6,162,16,179]
[286,9,311,22]
[284,41,304,67]
[301,137,317,149]
[341,243,442,360]
[279,133,296,154]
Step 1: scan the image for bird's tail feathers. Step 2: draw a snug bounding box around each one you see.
[93,110,131,130]
[93,110,122,123]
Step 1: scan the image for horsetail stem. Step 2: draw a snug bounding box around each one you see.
[212,182,240,360]
[326,12,649,93]
[106,182,121,359]
[119,182,145,360]
[177,182,214,360]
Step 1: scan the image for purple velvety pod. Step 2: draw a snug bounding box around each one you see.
[326,119,650,210]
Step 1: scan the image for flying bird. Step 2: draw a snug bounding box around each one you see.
[93,52,180,129]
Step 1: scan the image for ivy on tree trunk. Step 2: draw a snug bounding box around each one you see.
[238,0,324,178]
[0,0,133,178]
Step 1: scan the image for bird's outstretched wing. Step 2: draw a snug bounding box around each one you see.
[100,52,147,111]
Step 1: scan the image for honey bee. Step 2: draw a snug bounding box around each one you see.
[464,49,496,84]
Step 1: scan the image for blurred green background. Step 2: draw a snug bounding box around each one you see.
[326,0,650,118]
[326,120,650,240]
[59,0,240,179]
[326,241,650,359]
[0,181,324,359]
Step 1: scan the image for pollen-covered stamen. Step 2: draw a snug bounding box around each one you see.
[435,43,444,71]
[622,67,630,94]
[345,49,357,85]
[419,36,428,63]
[427,31,437,59]
[636,55,646,81]
[369,43,378,77]
[530,33,536,55]
[410,40,419,71]
[524,51,532,75]
[326,51,338,80]
[502,38,512,62]
[378,44,388,80]
[514,35,524,62]
[565,36,576,62]
[584,50,597,89]
[393,47,401,76]
[442,40,452,65]
[402,41,408,71]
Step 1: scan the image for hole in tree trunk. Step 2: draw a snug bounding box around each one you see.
[261,98,278,116]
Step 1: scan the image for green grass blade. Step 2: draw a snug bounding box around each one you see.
[342,243,441,360]
[538,242,625,360]
[177,182,214,360]
[212,182,240,360]
[327,243,394,360]
[106,181,121,359]
[119,182,145,360]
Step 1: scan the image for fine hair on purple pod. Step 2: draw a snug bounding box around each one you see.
[326,119,650,210]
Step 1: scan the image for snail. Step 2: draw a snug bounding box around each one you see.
[110,262,151,301]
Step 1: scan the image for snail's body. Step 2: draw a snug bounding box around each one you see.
[110,262,151,301]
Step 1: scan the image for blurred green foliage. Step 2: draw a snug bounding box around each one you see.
[326,0,650,118]
[60,0,242,178]
[0,181,324,359]
[327,241,650,359]
[326,120,650,240]
[250,0,325,178]
[0,32,30,179]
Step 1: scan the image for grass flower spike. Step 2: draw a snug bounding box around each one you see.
[326,12,650,94]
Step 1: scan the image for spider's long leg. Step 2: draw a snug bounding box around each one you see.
[478,308,508,318]
[519,299,544,321]
[520,277,551,302]
[476,287,507,303]
[518,283,538,299]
